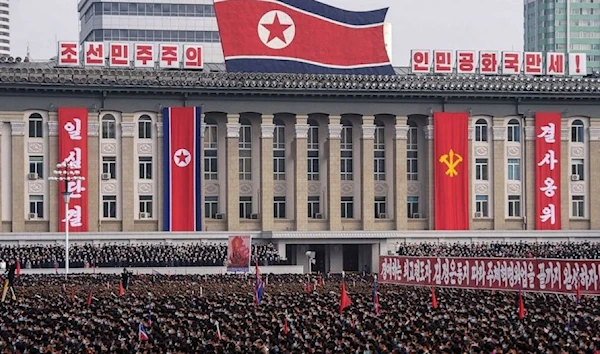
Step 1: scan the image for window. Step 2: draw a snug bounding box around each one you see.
[102,156,117,179]
[508,195,521,217]
[29,195,44,218]
[308,121,319,181]
[507,159,521,181]
[475,195,489,217]
[138,115,152,139]
[341,196,354,219]
[341,122,353,181]
[507,119,521,142]
[571,159,584,180]
[239,121,252,180]
[29,156,44,178]
[374,121,385,181]
[239,196,252,219]
[571,120,584,143]
[28,113,43,138]
[308,196,321,218]
[274,196,286,219]
[205,196,219,219]
[475,119,488,142]
[102,114,116,139]
[139,195,153,217]
[204,121,218,180]
[374,197,387,219]
[572,195,585,217]
[475,158,488,181]
[103,195,117,218]
[407,121,418,181]
[407,196,420,218]
[273,121,286,181]
[138,156,152,179]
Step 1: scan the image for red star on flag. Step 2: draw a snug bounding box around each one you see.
[176,151,188,164]
[261,13,292,43]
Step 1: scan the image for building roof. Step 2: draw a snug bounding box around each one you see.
[0,60,599,100]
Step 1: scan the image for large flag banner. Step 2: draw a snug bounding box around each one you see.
[58,107,89,232]
[227,235,251,272]
[163,107,202,231]
[213,0,394,75]
[433,112,469,230]
[535,112,561,230]
[379,256,600,296]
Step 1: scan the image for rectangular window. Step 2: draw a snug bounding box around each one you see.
[102,156,117,179]
[407,126,418,181]
[508,195,521,217]
[273,150,286,181]
[139,195,152,217]
[571,124,584,143]
[273,125,285,150]
[507,158,521,181]
[204,149,218,180]
[29,156,44,178]
[138,156,152,179]
[204,125,217,149]
[308,150,319,181]
[571,159,584,180]
[374,126,385,181]
[103,195,117,218]
[29,117,43,138]
[239,196,252,219]
[205,196,218,219]
[308,125,319,150]
[374,197,387,219]
[341,150,353,180]
[138,119,152,139]
[29,195,44,218]
[572,195,584,217]
[274,196,286,219]
[475,195,489,217]
[308,196,321,219]
[407,196,420,218]
[239,150,252,180]
[475,123,488,142]
[475,158,488,181]
[239,125,251,149]
[507,124,520,142]
[341,196,354,219]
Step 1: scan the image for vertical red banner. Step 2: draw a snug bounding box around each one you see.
[58,108,89,232]
[535,112,561,230]
[434,112,469,230]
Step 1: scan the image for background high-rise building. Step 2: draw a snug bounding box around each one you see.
[78,0,224,64]
[524,0,599,72]
[0,0,9,56]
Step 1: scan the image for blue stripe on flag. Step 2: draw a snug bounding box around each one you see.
[224,58,395,75]
[162,107,171,231]
[195,107,203,231]
[276,0,388,26]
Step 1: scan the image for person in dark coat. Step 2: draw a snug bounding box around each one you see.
[122,268,130,290]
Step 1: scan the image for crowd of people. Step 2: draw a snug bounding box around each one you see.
[0,272,598,353]
[0,242,286,269]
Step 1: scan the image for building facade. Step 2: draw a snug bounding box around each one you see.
[524,0,600,71]
[0,0,8,56]
[78,0,223,64]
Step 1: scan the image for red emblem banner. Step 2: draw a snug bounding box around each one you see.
[58,108,89,232]
[434,112,469,230]
[379,256,600,295]
[535,112,561,230]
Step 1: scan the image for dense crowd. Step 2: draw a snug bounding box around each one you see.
[0,273,599,354]
[395,241,600,259]
[0,243,286,269]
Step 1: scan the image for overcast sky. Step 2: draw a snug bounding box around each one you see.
[10,0,524,66]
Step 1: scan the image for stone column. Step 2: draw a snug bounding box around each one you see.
[0,121,3,224]
[156,120,164,231]
[121,117,135,231]
[524,118,536,230]
[10,121,25,232]
[327,116,342,231]
[560,122,569,228]
[393,116,408,230]
[48,118,59,232]
[294,116,309,231]
[589,124,600,229]
[361,116,375,230]
[226,114,240,231]
[87,116,100,232]
[425,120,434,230]
[260,115,275,231]
[492,118,506,230]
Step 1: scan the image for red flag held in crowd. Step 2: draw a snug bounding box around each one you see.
[119,281,125,296]
[16,260,21,277]
[518,291,526,320]
[339,281,352,314]
[87,291,93,306]
[431,287,438,309]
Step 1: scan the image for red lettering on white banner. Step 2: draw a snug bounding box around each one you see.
[183,45,204,69]
[159,44,180,69]
[411,50,431,73]
[58,42,80,66]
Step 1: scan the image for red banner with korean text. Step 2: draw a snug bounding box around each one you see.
[434,112,469,230]
[379,256,600,295]
[535,112,561,230]
[58,108,88,232]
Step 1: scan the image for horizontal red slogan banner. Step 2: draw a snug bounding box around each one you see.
[379,256,600,295]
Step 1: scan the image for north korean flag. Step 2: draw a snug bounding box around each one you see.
[163,107,202,231]
[214,0,394,75]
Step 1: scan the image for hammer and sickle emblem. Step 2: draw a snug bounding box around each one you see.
[439,149,463,177]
